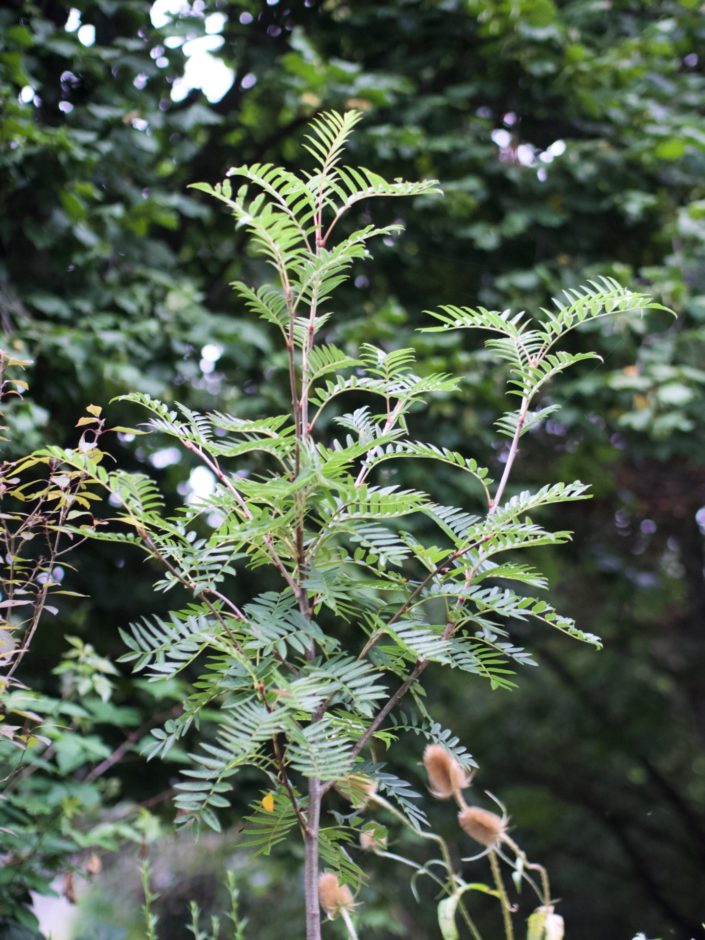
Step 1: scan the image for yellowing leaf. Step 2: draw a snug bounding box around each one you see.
[261,792,275,813]
[76,416,98,427]
[86,404,103,417]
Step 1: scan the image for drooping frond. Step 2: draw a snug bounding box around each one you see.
[495,404,561,439]
[223,162,316,241]
[364,440,493,504]
[348,523,412,569]
[307,344,361,382]
[118,608,224,677]
[286,717,354,781]
[174,698,286,828]
[536,276,671,348]
[243,591,330,658]
[422,304,532,340]
[189,180,308,283]
[327,165,441,214]
[240,791,300,854]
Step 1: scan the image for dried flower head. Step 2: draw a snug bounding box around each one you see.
[457,806,506,848]
[423,744,470,800]
[318,872,354,917]
[85,852,102,876]
[335,773,377,808]
[359,826,387,852]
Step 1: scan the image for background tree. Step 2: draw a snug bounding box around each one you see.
[2,1,704,937]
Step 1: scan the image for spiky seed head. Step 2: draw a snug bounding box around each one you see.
[336,774,377,808]
[359,827,386,852]
[457,806,506,848]
[423,744,470,800]
[318,873,339,916]
[318,872,354,917]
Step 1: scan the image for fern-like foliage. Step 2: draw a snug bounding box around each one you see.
[44,111,667,930]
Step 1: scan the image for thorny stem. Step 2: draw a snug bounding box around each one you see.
[488,850,514,940]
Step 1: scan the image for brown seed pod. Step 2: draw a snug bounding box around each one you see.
[423,744,470,800]
[359,826,386,852]
[335,773,377,808]
[318,872,354,917]
[85,852,102,876]
[457,806,506,848]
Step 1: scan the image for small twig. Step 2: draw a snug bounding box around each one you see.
[83,707,181,783]
[272,733,308,833]
[488,850,514,940]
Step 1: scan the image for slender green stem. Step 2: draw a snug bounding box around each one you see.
[488,850,513,940]
[368,799,484,939]
[140,860,159,940]
[340,908,360,940]
[373,849,446,890]
[369,794,455,882]
[456,896,484,940]
[503,835,551,907]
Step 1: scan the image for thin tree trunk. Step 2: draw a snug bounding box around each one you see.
[304,776,323,940]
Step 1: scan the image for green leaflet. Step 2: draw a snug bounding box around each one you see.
[438,895,460,940]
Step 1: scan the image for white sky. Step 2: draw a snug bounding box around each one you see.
[63,1,235,103]
[150,0,234,102]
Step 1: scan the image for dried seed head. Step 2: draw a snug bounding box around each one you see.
[318,873,339,916]
[457,806,506,848]
[359,826,386,852]
[423,744,470,800]
[318,872,354,917]
[63,871,76,904]
[336,774,377,808]
[85,852,102,876]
